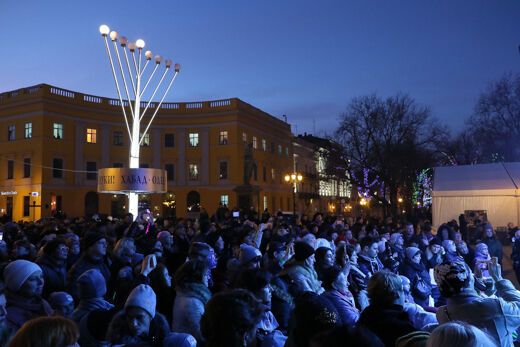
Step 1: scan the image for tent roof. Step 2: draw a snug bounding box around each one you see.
[433,162,520,191]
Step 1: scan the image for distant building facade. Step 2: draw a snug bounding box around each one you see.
[0,84,294,221]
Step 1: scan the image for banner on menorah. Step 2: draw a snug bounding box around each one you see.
[97,168,167,194]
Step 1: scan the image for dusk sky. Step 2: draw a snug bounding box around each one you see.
[1,1,520,136]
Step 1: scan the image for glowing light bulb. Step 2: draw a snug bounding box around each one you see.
[99,24,110,36]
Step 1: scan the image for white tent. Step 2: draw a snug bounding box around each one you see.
[432,162,520,228]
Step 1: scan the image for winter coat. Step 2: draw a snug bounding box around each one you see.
[357,254,383,287]
[321,289,360,325]
[280,260,324,294]
[172,282,212,343]
[256,310,287,347]
[36,254,67,298]
[483,236,503,264]
[436,279,520,347]
[402,302,437,330]
[358,304,416,347]
[67,254,112,298]
[5,290,54,331]
[400,258,432,307]
[270,275,293,332]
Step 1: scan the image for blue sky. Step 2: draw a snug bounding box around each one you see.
[1,1,519,136]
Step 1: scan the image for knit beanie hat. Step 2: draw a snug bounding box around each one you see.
[81,231,106,251]
[405,247,421,260]
[125,284,156,318]
[429,238,442,247]
[77,269,107,299]
[189,242,212,259]
[315,238,332,250]
[239,244,262,265]
[294,241,315,261]
[390,232,403,245]
[4,259,42,292]
[433,261,470,297]
[49,291,74,308]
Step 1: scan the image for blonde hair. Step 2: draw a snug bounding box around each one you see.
[426,321,496,347]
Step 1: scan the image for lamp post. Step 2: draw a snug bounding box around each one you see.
[99,24,181,218]
[284,172,303,216]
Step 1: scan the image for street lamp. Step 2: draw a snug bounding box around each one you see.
[284,172,303,216]
[99,24,181,218]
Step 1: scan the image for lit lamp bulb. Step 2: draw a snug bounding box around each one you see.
[120,36,128,46]
[136,39,145,49]
[165,59,173,68]
[99,24,110,36]
[174,63,181,72]
[297,174,303,181]
[109,31,118,41]
[128,42,137,52]
[155,55,162,64]
[291,174,296,181]
[145,51,153,60]
[284,175,290,182]
[398,198,403,203]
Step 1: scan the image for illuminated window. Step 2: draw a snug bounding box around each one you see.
[278,144,282,155]
[219,131,228,145]
[242,132,247,143]
[262,139,267,151]
[188,164,199,180]
[271,168,276,181]
[140,133,150,147]
[220,195,229,206]
[24,123,32,139]
[285,147,289,156]
[7,125,15,141]
[263,196,268,211]
[189,133,199,147]
[53,123,63,139]
[86,128,97,143]
[252,136,257,149]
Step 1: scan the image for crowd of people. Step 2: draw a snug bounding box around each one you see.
[0,206,519,346]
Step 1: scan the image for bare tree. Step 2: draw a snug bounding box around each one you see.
[334,93,448,217]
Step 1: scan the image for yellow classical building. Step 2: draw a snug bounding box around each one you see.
[0,84,294,221]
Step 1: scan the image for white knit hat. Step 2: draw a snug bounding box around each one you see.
[125,284,156,318]
[4,259,42,292]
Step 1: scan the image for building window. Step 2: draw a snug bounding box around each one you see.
[7,125,15,141]
[165,133,175,147]
[242,132,247,143]
[113,131,123,146]
[165,164,175,181]
[271,142,275,153]
[113,163,124,168]
[219,161,228,180]
[286,147,289,156]
[24,123,32,139]
[262,139,267,151]
[53,158,63,178]
[140,133,150,147]
[263,166,267,182]
[7,160,14,179]
[86,161,97,180]
[188,164,199,180]
[252,136,257,149]
[219,131,228,145]
[220,195,229,207]
[263,196,268,211]
[23,158,31,178]
[278,144,282,155]
[86,128,97,143]
[271,168,276,181]
[53,123,63,139]
[23,196,30,217]
[188,133,199,147]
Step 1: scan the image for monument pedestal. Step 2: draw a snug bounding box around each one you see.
[233,184,261,213]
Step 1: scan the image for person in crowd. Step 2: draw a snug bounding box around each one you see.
[473,243,491,278]
[314,246,334,281]
[64,233,81,270]
[399,275,437,330]
[426,321,496,347]
[171,259,212,343]
[442,240,463,264]
[0,284,12,345]
[4,259,53,330]
[36,238,68,298]
[71,268,114,324]
[200,289,264,347]
[234,269,287,346]
[107,284,196,346]
[434,259,520,347]
[320,264,360,325]
[8,316,79,347]
[455,239,473,267]
[482,223,503,265]
[403,222,417,248]
[424,239,444,270]
[511,229,520,284]
[401,247,432,307]
[148,262,174,325]
[67,231,111,298]
[358,270,416,347]
[357,236,383,286]
[280,241,324,294]
[48,291,74,318]
[388,232,406,266]
[310,325,384,347]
